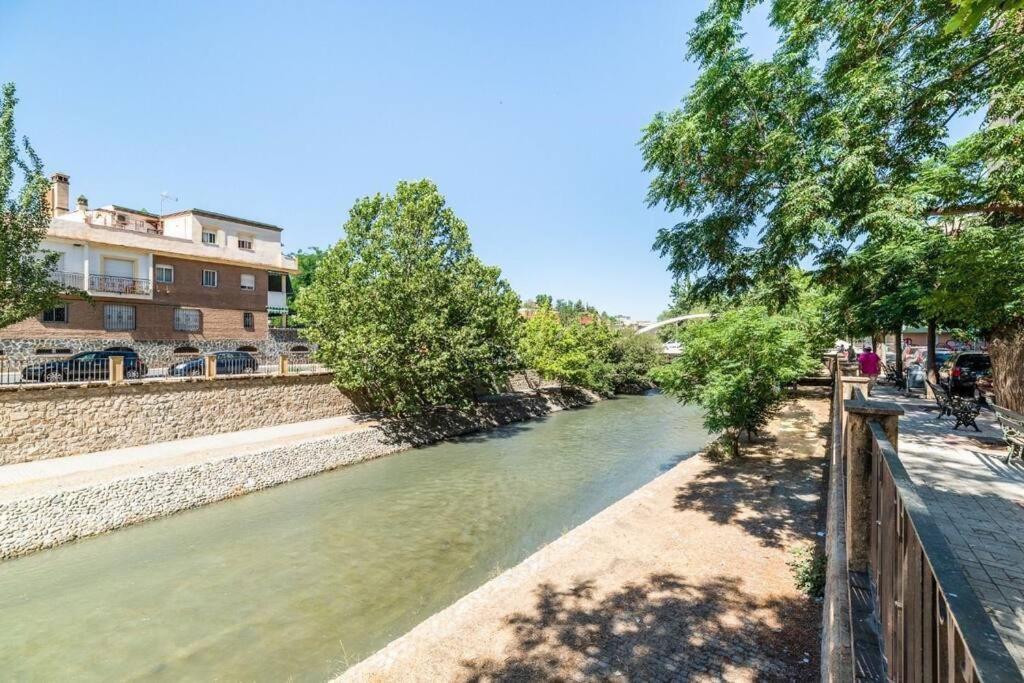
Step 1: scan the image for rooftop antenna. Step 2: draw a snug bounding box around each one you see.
[160,191,178,216]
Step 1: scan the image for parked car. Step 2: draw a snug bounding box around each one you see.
[939,351,992,397]
[167,351,259,377]
[905,350,953,390]
[21,349,147,383]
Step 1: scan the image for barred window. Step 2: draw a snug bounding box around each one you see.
[174,308,202,332]
[243,311,255,331]
[103,304,136,331]
[42,305,69,323]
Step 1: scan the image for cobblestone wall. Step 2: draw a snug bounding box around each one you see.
[0,373,357,464]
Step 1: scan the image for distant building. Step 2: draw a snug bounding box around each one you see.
[0,173,299,362]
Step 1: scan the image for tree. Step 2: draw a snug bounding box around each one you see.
[519,304,660,394]
[653,306,820,457]
[295,179,522,414]
[948,0,1024,34]
[641,2,1023,307]
[0,82,64,327]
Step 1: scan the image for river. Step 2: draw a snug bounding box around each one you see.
[0,392,708,681]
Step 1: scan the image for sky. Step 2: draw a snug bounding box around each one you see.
[1,1,773,321]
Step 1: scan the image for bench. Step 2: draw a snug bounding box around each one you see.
[993,404,1024,463]
[927,380,981,431]
[926,380,952,418]
[882,362,905,390]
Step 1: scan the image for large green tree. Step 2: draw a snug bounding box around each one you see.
[641,1,1022,300]
[642,1,1024,406]
[0,83,63,327]
[295,179,522,414]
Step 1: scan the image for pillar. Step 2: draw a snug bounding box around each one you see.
[109,355,124,385]
[844,396,902,572]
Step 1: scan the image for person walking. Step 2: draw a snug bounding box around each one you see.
[858,344,881,392]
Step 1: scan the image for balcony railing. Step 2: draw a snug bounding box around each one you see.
[50,271,84,290]
[88,274,152,296]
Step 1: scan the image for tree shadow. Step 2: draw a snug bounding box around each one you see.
[673,402,827,549]
[457,573,818,682]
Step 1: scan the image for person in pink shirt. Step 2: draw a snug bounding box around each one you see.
[858,344,881,389]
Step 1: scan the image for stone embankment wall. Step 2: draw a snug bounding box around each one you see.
[0,389,596,560]
[0,373,358,464]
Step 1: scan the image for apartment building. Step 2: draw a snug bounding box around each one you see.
[0,173,299,363]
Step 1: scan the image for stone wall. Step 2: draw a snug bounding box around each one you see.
[0,389,597,559]
[0,373,357,464]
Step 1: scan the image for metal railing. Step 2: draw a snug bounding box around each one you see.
[284,354,327,374]
[1,356,113,385]
[0,353,328,387]
[89,214,162,235]
[88,274,152,296]
[49,271,85,290]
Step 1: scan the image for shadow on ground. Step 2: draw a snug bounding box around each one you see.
[457,573,818,682]
[673,401,828,549]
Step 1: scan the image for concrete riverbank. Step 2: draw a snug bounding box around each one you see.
[341,390,830,682]
[0,388,597,560]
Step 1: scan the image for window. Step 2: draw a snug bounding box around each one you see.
[237,235,254,250]
[202,269,218,288]
[243,312,255,331]
[268,272,284,293]
[240,273,256,291]
[42,305,69,323]
[202,231,218,245]
[173,346,199,355]
[290,345,310,353]
[155,265,174,284]
[174,308,202,332]
[237,345,258,352]
[104,304,136,331]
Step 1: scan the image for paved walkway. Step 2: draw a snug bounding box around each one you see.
[0,415,372,503]
[873,386,1024,667]
[341,393,830,682]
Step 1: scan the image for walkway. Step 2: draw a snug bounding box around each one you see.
[341,392,830,682]
[0,415,372,503]
[873,386,1024,667]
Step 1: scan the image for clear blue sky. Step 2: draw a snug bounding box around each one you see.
[1,1,781,320]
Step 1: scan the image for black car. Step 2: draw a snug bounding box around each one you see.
[22,349,148,383]
[939,351,992,397]
[167,351,259,377]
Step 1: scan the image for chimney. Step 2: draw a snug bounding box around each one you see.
[76,195,88,212]
[48,173,70,217]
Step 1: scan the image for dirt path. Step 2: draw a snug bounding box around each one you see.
[341,391,830,682]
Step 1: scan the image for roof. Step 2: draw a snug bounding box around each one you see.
[161,208,282,232]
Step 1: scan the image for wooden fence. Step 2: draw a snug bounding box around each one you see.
[826,356,1021,682]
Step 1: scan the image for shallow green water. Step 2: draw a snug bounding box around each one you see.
[0,393,708,681]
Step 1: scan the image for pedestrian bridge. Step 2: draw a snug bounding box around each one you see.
[636,313,712,335]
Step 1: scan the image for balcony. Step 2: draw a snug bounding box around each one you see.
[89,274,152,296]
[50,271,85,290]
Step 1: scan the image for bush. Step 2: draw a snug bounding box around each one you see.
[788,544,827,598]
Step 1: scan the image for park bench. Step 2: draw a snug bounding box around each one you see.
[882,362,905,390]
[927,380,981,431]
[993,404,1024,463]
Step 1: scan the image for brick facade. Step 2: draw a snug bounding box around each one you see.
[0,257,271,343]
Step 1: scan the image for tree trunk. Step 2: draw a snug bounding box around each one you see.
[894,327,903,377]
[926,319,938,394]
[989,326,1024,413]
